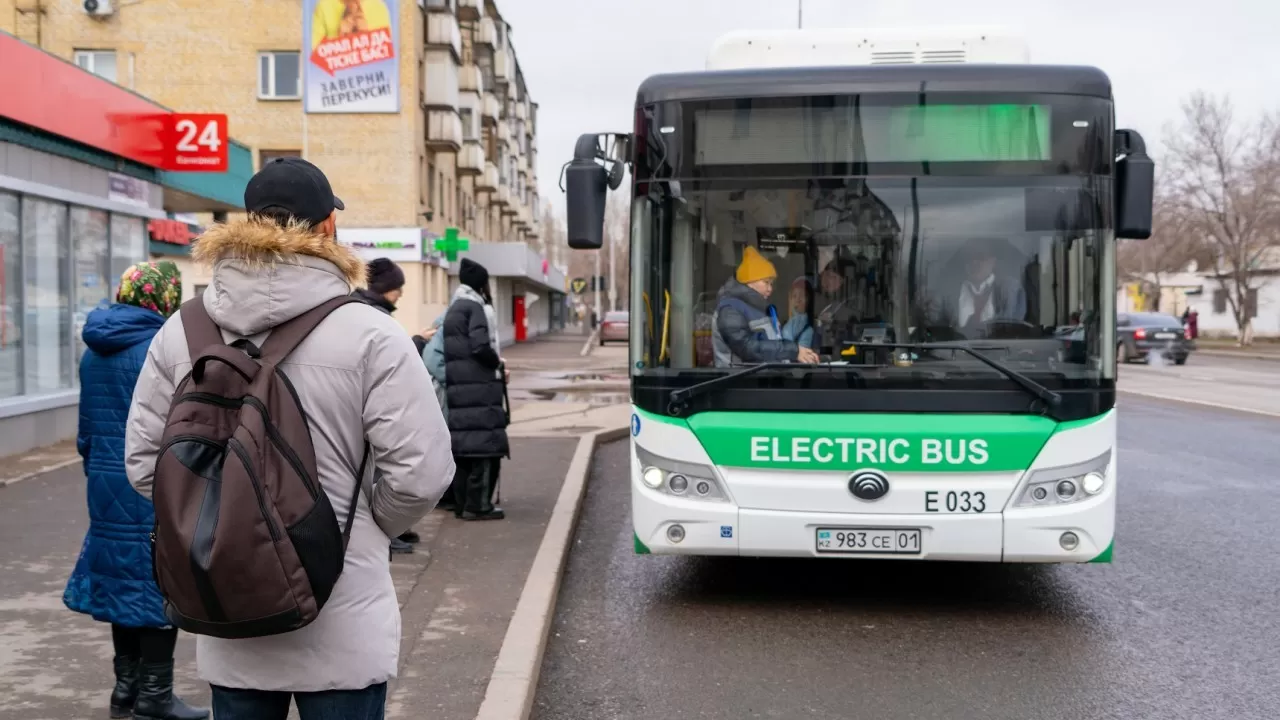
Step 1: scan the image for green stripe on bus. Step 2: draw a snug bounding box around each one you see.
[1089,540,1114,563]
[634,532,651,555]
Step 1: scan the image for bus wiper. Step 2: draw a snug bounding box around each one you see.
[667,362,796,415]
[859,341,1062,412]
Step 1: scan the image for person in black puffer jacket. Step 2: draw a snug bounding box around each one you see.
[443,258,509,520]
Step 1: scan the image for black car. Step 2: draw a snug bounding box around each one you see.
[1117,312,1195,365]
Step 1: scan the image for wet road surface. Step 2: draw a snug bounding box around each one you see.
[533,396,1280,720]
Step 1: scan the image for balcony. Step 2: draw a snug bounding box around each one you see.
[517,153,528,174]
[457,0,481,20]
[515,101,527,121]
[457,143,484,175]
[459,64,483,95]
[426,13,462,61]
[422,52,459,109]
[477,161,499,191]
[476,17,497,47]
[481,92,499,124]
[426,110,462,150]
[493,184,510,207]
[494,48,512,84]
[496,118,510,145]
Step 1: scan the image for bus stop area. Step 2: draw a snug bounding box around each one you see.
[0,333,630,720]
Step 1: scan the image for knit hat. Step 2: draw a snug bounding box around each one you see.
[116,261,182,317]
[459,258,490,293]
[736,246,777,285]
[367,258,405,294]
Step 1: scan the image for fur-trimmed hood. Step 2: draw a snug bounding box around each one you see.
[192,218,368,337]
[192,217,364,283]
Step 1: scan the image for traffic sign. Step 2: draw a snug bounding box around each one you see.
[570,277,588,294]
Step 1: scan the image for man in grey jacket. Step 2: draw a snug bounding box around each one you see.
[125,157,453,719]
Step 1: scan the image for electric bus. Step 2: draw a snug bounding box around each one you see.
[563,27,1153,562]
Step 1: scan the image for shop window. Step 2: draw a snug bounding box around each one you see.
[259,149,301,168]
[258,51,301,99]
[21,197,71,395]
[109,215,146,298]
[0,192,20,399]
[71,208,110,371]
[74,50,118,83]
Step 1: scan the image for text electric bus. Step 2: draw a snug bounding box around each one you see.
[564,28,1153,563]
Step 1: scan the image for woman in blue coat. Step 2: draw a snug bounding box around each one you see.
[63,261,207,720]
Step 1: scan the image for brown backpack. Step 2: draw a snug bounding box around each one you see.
[150,296,368,639]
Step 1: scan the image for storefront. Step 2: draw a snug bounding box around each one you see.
[0,33,251,458]
[336,227,454,334]
[446,241,566,347]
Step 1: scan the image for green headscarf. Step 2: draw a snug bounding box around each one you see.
[116,261,183,317]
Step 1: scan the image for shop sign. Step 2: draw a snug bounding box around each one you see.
[108,173,152,208]
[148,218,198,246]
[337,228,422,262]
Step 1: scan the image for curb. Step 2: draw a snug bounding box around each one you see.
[1118,389,1280,419]
[1194,349,1280,363]
[0,458,80,489]
[474,424,629,720]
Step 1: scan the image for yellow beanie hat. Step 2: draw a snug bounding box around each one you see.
[736,246,777,285]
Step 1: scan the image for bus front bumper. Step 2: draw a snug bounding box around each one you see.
[633,486,1114,563]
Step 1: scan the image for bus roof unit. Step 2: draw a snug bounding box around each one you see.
[707,26,1030,70]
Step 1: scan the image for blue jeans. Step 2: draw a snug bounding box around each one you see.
[210,683,387,720]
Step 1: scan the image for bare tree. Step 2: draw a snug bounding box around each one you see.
[1115,188,1204,311]
[1165,93,1280,344]
[603,190,630,310]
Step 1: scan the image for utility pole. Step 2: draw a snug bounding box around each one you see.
[607,233,618,312]
[593,249,603,327]
[797,0,803,28]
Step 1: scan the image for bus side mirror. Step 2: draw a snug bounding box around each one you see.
[565,134,610,249]
[1115,129,1154,239]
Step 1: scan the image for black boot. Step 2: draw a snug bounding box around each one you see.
[109,655,140,718]
[132,660,209,720]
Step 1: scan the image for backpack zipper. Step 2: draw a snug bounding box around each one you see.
[227,437,280,542]
[176,392,320,501]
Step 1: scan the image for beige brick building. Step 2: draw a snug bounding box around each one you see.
[1,0,563,340]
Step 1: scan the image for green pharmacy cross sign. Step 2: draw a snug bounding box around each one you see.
[434,227,469,262]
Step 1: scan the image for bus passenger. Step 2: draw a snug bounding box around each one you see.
[781,276,817,349]
[713,247,820,366]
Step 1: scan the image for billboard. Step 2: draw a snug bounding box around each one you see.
[303,0,400,114]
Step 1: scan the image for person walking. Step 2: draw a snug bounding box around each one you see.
[63,261,208,720]
[442,258,508,520]
[479,283,510,508]
[350,257,436,553]
[124,157,454,720]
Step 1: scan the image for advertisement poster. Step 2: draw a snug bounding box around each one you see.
[303,0,400,114]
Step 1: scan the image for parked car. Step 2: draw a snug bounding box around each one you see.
[1117,312,1195,365]
[600,310,629,345]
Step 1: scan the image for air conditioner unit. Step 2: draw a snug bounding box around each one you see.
[83,0,115,16]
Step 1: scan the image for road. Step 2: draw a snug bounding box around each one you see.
[1119,351,1280,416]
[533,393,1280,720]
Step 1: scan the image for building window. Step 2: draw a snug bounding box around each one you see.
[460,108,476,141]
[0,192,20,399]
[259,149,301,167]
[74,50,118,82]
[427,159,436,212]
[258,51,301,99]
[21,197,71,395]
[1247,287,1259,318]
[438,172,445,217]
[70,208,110,370]
[1213,289,1227,314]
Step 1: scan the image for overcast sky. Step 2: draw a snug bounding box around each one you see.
[497,0,1280,216]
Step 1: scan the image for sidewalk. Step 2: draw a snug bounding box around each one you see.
[0,329,629,719]
[1193,340,1280,362]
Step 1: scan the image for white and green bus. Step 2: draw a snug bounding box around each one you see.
[564,28,1152,563]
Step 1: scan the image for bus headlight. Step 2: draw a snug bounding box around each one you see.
[636,447,729,503]
[1013,450,1111,508]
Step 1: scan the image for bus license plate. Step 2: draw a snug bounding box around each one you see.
[816,528,922,555]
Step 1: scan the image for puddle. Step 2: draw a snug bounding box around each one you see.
[522,389,630,404]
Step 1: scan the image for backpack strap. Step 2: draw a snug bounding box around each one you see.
[179,298,226,358]
[343,442,371,551]
[258,296,362,367]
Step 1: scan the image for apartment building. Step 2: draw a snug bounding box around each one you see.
[2,0,561,339]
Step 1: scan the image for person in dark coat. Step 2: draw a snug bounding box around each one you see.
[351,257,437,552]
[443,258,509,521]
[63,261,207,720]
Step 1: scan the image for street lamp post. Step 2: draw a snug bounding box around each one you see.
[798,0,803,29]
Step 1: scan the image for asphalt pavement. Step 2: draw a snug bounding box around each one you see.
[1118,351,1280,416]
[533,396,1280,720]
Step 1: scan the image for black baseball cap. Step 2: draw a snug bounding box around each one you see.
[244,157,344,226]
